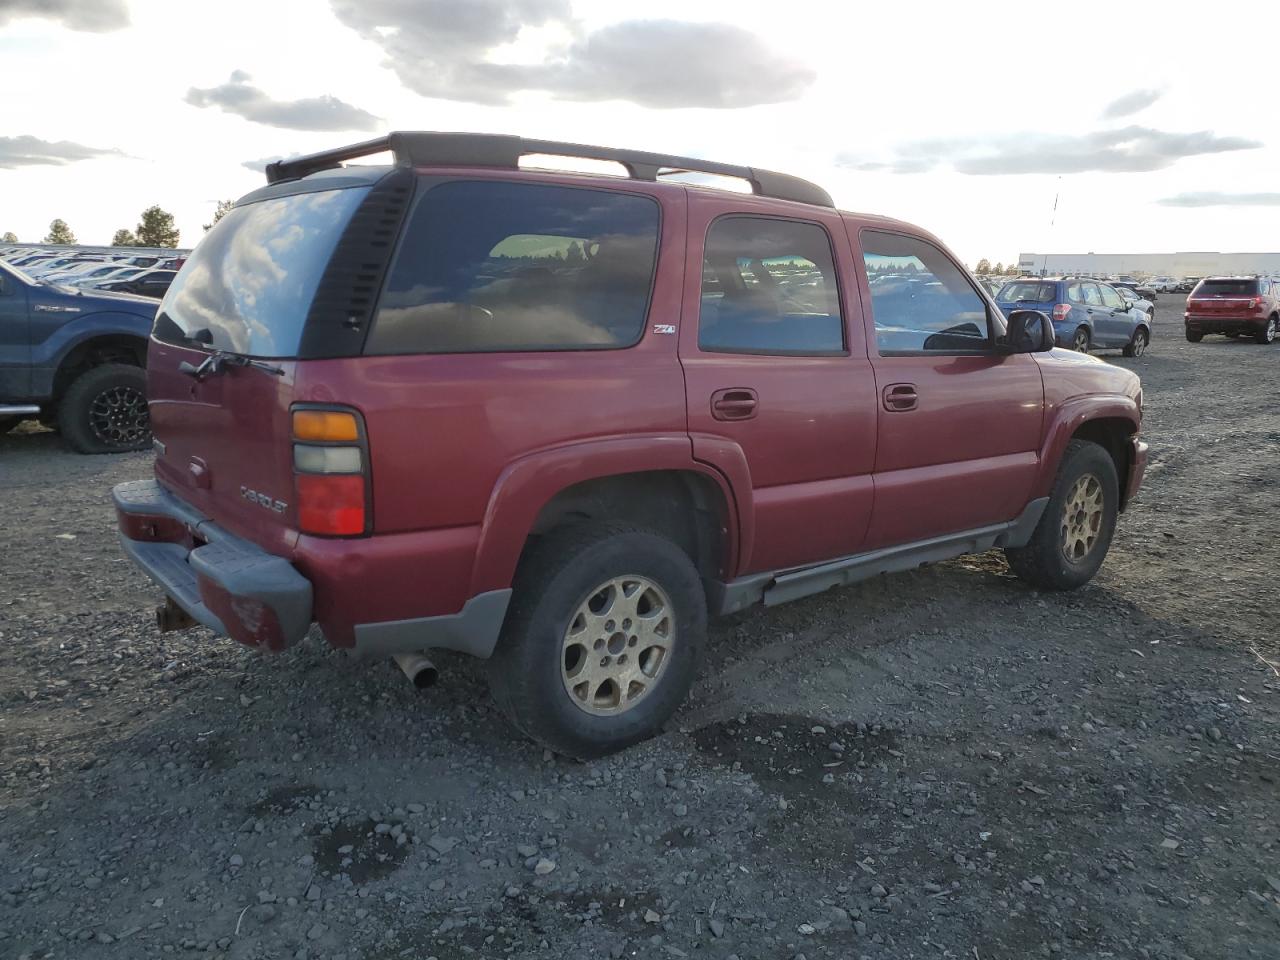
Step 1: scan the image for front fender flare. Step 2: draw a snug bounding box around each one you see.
[1036,394,1140,498]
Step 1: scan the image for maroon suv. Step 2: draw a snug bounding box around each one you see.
[114,132,1148,758]
[1184,276,1280,344]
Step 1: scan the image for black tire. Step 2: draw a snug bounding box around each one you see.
[1005,439,1119,591]
[1185,329,1203,343]
[1257,316,1278,345]
[487,523,707,760]
[1122,326,1149,358]
[58,364,151,454]
[1072,326,1091,353]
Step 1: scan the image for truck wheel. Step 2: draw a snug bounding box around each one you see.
[1257,316,1278,345]
[58,364,151,454]
[1005,439,1118,591]
[1072,327,1091,352]
[1122,327,1149,357]
[488,523,706,760]
[1185,329,1203,343]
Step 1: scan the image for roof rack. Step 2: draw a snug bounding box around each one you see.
[263,131,834,208]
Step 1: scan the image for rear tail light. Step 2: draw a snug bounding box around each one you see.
[1249,296,1264,311]
[291,406,369,536]
[1052,303,1071,322]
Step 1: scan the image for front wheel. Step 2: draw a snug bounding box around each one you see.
[1072,327,1091,353]
[58,364,151,454]
[1005,439,1119,591]
[1257,316,1277,345]
[1122,327,1149,357]
[488,523,707,759]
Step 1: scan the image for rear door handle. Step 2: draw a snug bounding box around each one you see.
[711,388,759,421]
[883,383,918,412]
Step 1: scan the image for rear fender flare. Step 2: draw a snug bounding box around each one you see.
[470,436,743,594]
[1036,396,1139,497]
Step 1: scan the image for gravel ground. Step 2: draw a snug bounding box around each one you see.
[2,295,1278,960]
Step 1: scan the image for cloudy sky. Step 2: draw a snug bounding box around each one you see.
[1,0,1275,265]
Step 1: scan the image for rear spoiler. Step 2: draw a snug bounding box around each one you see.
[263,131,834,208]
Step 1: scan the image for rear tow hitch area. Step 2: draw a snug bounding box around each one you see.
[156,596,198,632]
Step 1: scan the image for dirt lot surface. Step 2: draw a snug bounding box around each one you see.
[3,296,1278,960]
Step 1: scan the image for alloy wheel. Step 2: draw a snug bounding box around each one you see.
[1073,329,1090,352]
[561,575,675,716]
[1061,473,1105,563]
[88,385,149,448]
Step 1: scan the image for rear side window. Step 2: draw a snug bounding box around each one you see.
[156,186,370,357]
[698,217,844,355]
[998,281,1055,303]
[862,231,990,353]
[366,181,660,354]
[1198,279,1258,296]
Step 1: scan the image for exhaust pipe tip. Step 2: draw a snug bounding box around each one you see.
[392,653,438,689]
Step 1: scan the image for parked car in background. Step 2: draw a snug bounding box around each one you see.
[111,131,1149,758]
[996,277,1151,355]
[1149,277,1178,293]
[1114,285,1155,318]
[1110,280,1157,302]
[1176,277,1202,293]
[1184,277,1279,344]
[64,264,147,287]
[0,259,158,452]
[97,269,177,299]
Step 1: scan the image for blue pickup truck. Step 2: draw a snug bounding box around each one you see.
[1,259,158,453]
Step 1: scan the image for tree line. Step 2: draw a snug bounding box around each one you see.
[973,258,1017,274]
[6,199,237,250]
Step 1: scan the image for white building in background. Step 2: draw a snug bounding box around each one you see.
[1017,251,1280,279]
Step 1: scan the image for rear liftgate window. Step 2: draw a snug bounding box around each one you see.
[365,180,661,353]
[154,187,370,358]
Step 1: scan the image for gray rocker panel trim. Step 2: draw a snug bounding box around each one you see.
[707,497,1050,616]
[353,589,513,659]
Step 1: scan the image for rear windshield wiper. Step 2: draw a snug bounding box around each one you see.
[179,351,285,381]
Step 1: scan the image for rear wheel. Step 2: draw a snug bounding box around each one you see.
[1122,327,1149,357]
[488,523,706,759]
[1072,327,1091,352]
[58,364,151,454]
[1006,439,1119,591]
[1257,316,1278,345]
[1185,329,1203,343]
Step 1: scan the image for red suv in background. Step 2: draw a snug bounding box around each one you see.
[1185,276,1280,344]
[113,132,1148,758]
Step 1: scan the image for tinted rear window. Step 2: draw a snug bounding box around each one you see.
[1197,279,1257,296]
[155,186,369,357]
[997,281,1055,303]
[365,180,660,354]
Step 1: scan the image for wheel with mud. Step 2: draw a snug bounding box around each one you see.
[58,363,151,454]
[1256,316,1277,345]
[488,523,706,759]
[1005,439,1118,591]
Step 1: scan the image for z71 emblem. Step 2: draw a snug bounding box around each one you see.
[653,324,676,335]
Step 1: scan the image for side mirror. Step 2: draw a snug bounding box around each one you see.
[1002,309,1055,353]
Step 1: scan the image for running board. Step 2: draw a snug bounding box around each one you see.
[707,497,1049,615]
[0,404,40,416]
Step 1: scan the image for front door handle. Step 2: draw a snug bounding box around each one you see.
[883,383,918,412]
[711,388,759,421]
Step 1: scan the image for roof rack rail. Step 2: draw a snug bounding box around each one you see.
[263,131,834,208]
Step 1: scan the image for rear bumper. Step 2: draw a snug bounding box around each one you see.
[1184,316,1262,333]
[1125,438,1148,507]
[113,479,312,651]
[112,478,510,658]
